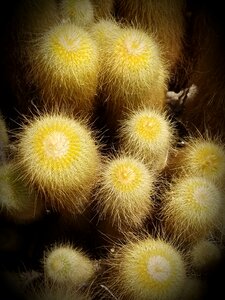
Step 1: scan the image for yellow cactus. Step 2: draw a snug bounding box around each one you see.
[101,26,168,120]
[90,18,121,51]
[15,113,100,212]
[116,0,186,73]
[94,155,155,229]
[161,176,223,242]
[106,238,186,300]
[173,137,225,187]
[43,244,96,287]
[27,23,99,114]
[118,108,175,172]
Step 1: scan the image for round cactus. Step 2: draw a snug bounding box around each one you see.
[115,0,186,73]
[118,108,175,172]
[43,244,96,287]
[14,113,101,212]
[100,26,168,120]
[106,238,186,300]
[27,23,99,115]
[161,176,223,242]
[172,137,225,187]
[94,154,155,229]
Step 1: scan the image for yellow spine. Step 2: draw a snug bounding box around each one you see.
[118,108,175,172]
[94,154,155,229]
[27,23,99,115]
[100,26,169,125]
[14,113,101,213]
[43,244,96,287]
[105,237,186,300]
[161,176,223,242]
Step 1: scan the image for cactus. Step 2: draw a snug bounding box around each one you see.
[100,26,169,125]
[90,18,121,51]
[116,0,186,74]
[161,176,223,242]
[94,154,155,229]
[118,108,176,172]
[26,23,99,115]
[170,137,225,187]
[14,113,101,213]
[43,244,96,287]
[104,237,186,300]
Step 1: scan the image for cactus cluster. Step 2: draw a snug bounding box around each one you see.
[1,1,225,299]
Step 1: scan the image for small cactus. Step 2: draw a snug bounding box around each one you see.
[94,154,155,229]
[161,176,223,242]
[118,108,175,172]
[105,237,186,300]
[43,244,96,287]
[100,26,169,122]
[26,23,99,114]
[14,113,101,213]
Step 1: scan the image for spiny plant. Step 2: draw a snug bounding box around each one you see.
[116,0,186,75]
[99,25,169,126]
[26,22,99,115]
[43,243,96,287]
[14,112,101,213]
[169,136,225,188]
[90,18,121,52]
[102,237,186,300]
[161,175,223,243]
[118,107,176,172]
[94,154,156,230]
